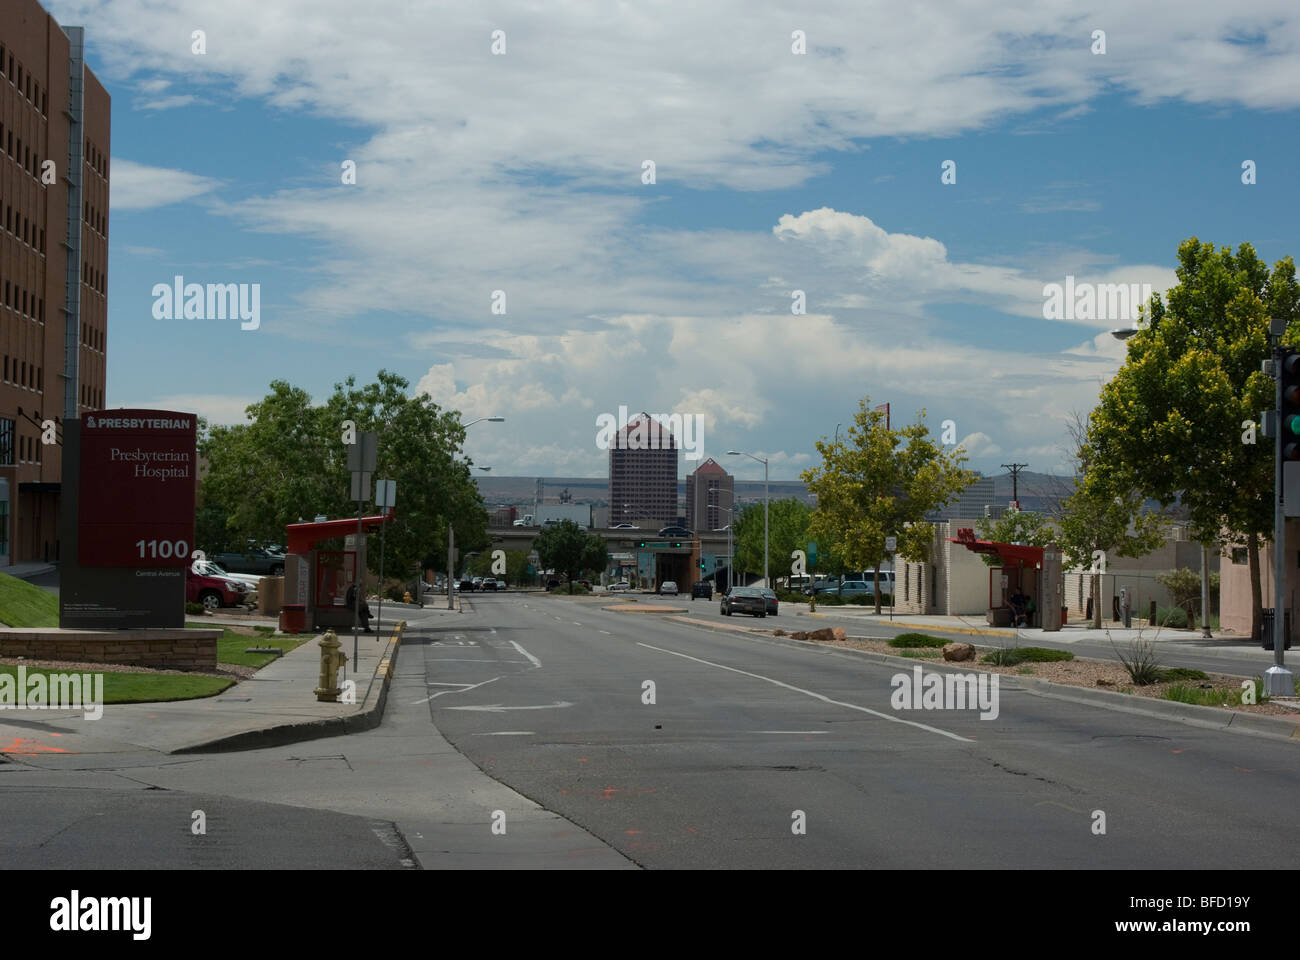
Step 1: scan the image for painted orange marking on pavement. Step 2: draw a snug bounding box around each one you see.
[0,737,72,755]
[625,829,642,835]
[599,786,619,799]
[1233,766,1255,773]
[576,757,590,763]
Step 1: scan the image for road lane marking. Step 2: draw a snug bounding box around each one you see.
[599,630,612,635]
[510,640,542,669]
[635,642,972,743]
[426,658,533,663]
[447,701,573,712]
[474,731,535,736]
[412,675,500,705]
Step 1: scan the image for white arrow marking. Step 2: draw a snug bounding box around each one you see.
[509,640,541,669]
[446,701,573,713]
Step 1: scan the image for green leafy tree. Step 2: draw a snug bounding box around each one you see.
[974,509,1055,567]
[1053,411,1168,627]
[198,370,489,582]
[1087,239,1299,641]
[535,520,607,593]
[730,498,812,587]
[802,398,978,613]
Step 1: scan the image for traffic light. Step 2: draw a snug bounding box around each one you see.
[638,541,646,548]
[1283,349,1300,461]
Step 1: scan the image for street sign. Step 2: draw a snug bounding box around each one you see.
[376,478,397,508]
[346,431,378,472]
[807,541,818,565]
[885,536,897,552]
[349,471,372,502]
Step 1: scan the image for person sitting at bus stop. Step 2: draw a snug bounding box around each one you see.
[1010,591,1028,626]
[1024,596,1036,627]
[346,583,373,632]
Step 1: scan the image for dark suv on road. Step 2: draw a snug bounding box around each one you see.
[691,581,713,600]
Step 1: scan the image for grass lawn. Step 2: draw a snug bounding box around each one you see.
[0,664,232,704]
[185,623,314,668]
[0,572,59,627]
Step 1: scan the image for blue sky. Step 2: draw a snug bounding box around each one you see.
[47,0,1300,483]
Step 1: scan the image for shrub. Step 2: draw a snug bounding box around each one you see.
[1157,667,1209,682]
[1162,683,1256,707]
[550,583,590,595]
[1113,638,1162,685]
[982,647,1073,666]
[185,602,206,616]
[888,633,949,648]
[1152,606,1190,629]
[897,648,942,658]
[385,585,406,602]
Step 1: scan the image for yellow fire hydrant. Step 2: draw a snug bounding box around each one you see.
[314,630,348,702]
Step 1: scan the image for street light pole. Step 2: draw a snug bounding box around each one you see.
[448,417,505,610]
[728,450,769,586]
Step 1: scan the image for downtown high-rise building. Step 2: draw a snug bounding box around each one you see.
[0,1,109,564]
[685,457,732,532]
[608,412,678,527]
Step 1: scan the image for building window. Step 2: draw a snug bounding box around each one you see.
[0,419,12,465]
[1232,547,1247,565]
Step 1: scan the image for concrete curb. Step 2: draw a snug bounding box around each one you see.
[666,617,1300,744]
[171,620,406,754]
[798,609,1012,637]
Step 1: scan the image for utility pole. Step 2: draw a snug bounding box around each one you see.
[1001,463,1029,508]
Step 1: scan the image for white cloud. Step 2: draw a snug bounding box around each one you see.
[110,159,220,210]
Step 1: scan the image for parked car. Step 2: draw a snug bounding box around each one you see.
[759,587,778,615]
[481,578,498,592]
[191,560,259,606]
[458,576,476,592]
[659,580,679,596]
[186,567,249,612]
[209,547,286,576]
[607,580,631,592]
[611,523,639,530]
[692,581,713,600]
[815,579,880,598]
[721,586,766,617]
[658,526,693,538]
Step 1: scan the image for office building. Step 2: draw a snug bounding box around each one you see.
[685,457,732,532]
[608,412,677,528]
[0,1,108,564]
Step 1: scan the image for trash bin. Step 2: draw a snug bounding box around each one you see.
[1261,608,1292,650]
[280,603,307,634]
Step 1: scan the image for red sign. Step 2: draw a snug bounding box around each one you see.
[78,410,197,567]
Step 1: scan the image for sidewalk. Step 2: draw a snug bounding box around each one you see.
[2,561,55,581]
[1,622,402,755]
[794,608,1288,662]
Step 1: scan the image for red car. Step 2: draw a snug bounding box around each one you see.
[186,567,247,612]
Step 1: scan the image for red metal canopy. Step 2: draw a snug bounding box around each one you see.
[285,515,389,553]
[948,527,1045,566]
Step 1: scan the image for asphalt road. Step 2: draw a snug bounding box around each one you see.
[429,592,1300,868]
[618,589,1284,681]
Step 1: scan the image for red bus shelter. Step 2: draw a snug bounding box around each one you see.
[948,527,1063,629]
[280,515,390,633]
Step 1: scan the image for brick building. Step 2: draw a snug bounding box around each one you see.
[0,1,108,564]
[608,412,677,528]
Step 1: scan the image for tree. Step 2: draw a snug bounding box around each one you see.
[1087,239,1299,641]
[1054,411,1168,627]
[973,509,1055,567]
[802,398,979,613]
[731,498,812,588]
[535,520,607,593]
[198,370,489,582]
